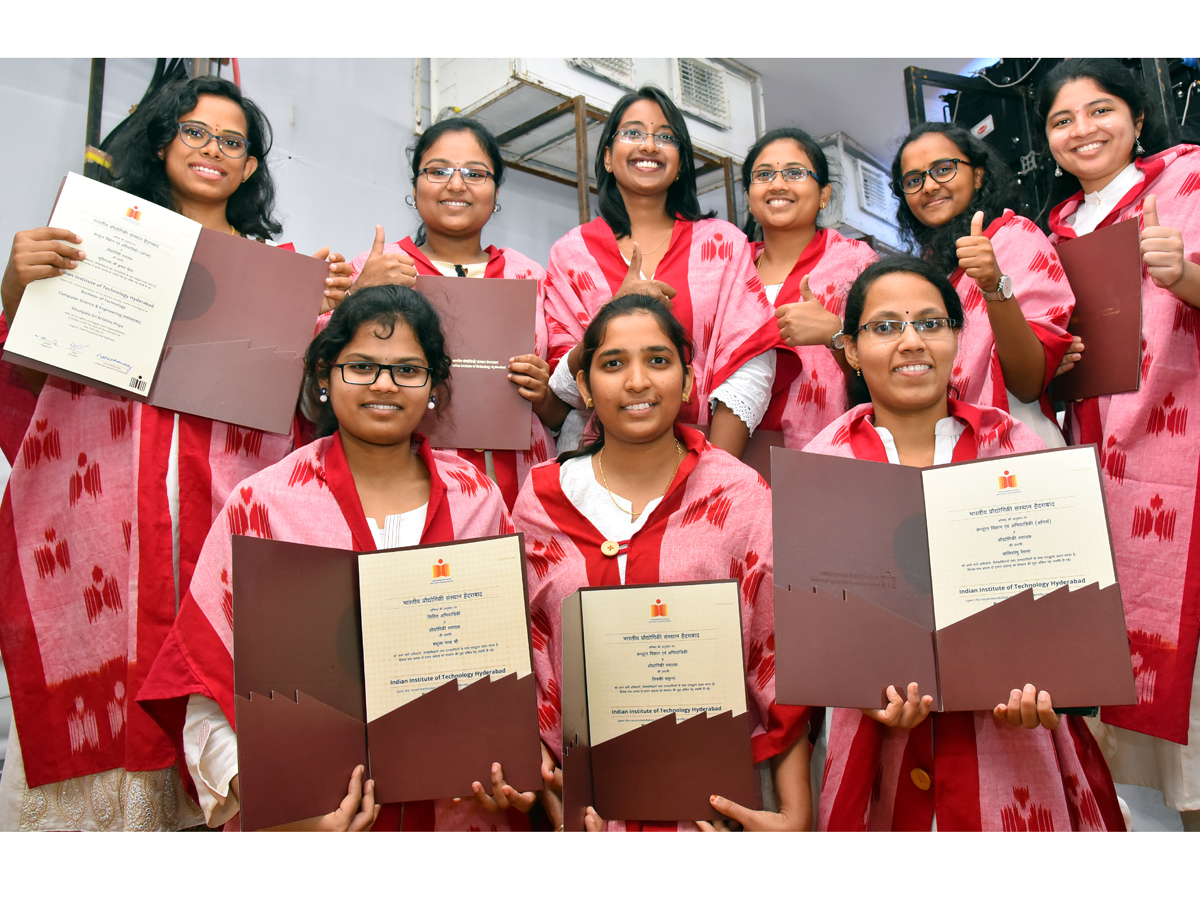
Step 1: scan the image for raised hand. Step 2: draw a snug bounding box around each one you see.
[312,246,354,313]
[861,682,934,730]
[993,684,1060,731]
[353,225,418,291]
[956,210,1002,294]
[2,227,86,323]
[774,274,842,348]
[614,242,676,306]
[1140,194,1187,290]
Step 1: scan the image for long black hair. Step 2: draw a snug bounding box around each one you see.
[890,122,1019,276]
[407,117,506,247]
[842,255,964,406]
[304,285,453,438]
[741,127,834,241]
[1036,58,1167,207]
[595,85,715,239]
[556,294,694,463]
[109,76,281,240]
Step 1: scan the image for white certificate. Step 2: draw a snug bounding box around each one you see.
[922,446,1116,629]
[5,173,201,396]
[357,534,532,722]
[581,581,746,746]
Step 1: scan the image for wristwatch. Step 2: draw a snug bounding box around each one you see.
[982,274,1013,302]
[829,331,845,351]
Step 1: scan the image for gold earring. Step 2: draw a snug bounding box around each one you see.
[681,391,690,403]
[853,366,862,377]
[584,398,593,409]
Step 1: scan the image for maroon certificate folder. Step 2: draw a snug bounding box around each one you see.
[412,275,536,451]
[560,581,761,830]
[3,181,328,434]
[771,445,1137,712]
[231,533,541,831]
[1051,217,1143,401]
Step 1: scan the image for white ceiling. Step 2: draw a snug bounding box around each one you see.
[734,58,978,167]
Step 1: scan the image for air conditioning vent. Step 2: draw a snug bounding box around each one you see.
[856,161,893,221]
[568,58,636,89]
[675,58,730,128]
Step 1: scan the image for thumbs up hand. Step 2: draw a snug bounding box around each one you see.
[353,225,418,292]
[1139,195,1187,290]
[613,242,677,307]
[956,210,1002,294]
[774,274,842,348]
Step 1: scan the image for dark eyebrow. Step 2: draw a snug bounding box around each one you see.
[1049,97,1115,120]
[343,353,426,364]
[423,158,491,168]
[643,345,673,353]
[180,119,247,138]
[598,348,626,359]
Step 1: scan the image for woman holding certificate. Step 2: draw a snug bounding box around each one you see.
[513,294,812,831]
[543,86,778,459]
[742,127,878,449]
[1040,58,1200,830]
[345,117,568,510]
[0,76,351,831]
[805,256,1124,831]
[890,122,1075,447]
[139,285,549,831]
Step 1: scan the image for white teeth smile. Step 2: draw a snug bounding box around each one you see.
[364,403,400,409]
[767,198,792,206]
[441,200,469,206]
[623,402,652,410]
[633,160,662,169]
[1074,142,1104,152]
[894,364,931,373]
[192,165,223,176]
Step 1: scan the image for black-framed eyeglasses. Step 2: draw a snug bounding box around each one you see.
[856,317,959,341]
[332,362,433,387]
[750,166,818,184]
[418,166,494,184]
[897,158,968,194]
[176,123,251,159]
[614,129,681,149]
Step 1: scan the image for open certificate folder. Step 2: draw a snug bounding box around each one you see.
[560,581,760,830]
[4,173,329,434]
[231,533,541,831]
[771,445,1137,712]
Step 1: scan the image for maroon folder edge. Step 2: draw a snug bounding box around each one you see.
[1051,217,1143,401]
[412,275,535,451]
[770,445,1137,712]
[232,532,541,830]
[560,581,761,829]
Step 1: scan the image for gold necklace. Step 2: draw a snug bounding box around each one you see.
[620,229,672,259]
[597,440,684,519]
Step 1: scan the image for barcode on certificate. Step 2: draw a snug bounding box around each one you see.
[129,375,147,392]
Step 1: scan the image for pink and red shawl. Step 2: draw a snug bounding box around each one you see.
[0,384,294,788]
[137,432,527,831]
[750,229,879,449]
[1050,143,1200,744]
[945,210,1074,432]
[512,425,809,831]
[0,313,37,466]
[348,238,555,510]
[544,217,778,425]
[805,399,1123,831]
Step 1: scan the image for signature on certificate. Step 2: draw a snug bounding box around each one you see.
[34,334,59,347]
[69,342,90,353]
[95,353,132,374]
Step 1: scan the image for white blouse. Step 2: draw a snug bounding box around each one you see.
[1065,162,1143,237]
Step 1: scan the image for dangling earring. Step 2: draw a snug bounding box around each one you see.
[319,387,328,403]
[584,397,593,409]
[852,366,862,378]
[427,396,436,410]
[404,195,417,209]
[1054,165,1063,177]
[1135,137,1145,156]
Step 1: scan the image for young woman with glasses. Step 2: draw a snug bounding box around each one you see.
[891,122,1076,448]
[513,294,811,832]
[140,285,553,831]
[1039,58,1200,831]
[544,86,779,459]
[345,117,568,511]
[741,127,879,450]
[803,255,1123,831]
[0,76,354,832]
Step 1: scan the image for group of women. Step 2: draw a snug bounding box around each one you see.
[0,57,1196,832]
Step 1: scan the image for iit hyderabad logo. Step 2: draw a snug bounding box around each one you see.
[124,205,142,222]
[998,470,1018,490]
[431,558,450,578]
[651,599,668,618]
